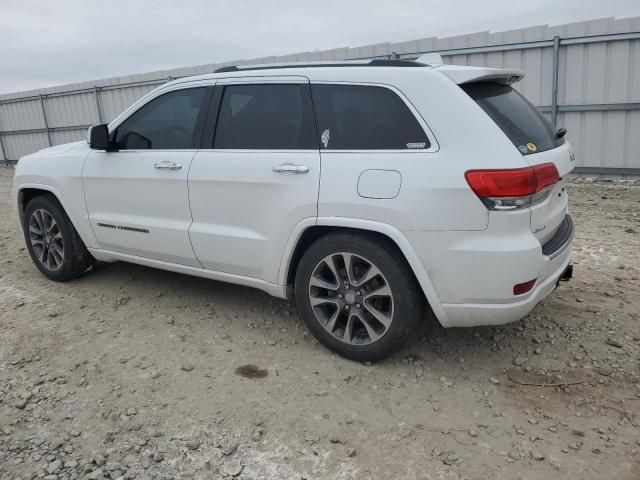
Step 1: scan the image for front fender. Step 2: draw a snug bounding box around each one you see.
[13,181,98,249]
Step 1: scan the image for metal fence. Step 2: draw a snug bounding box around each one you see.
[1,16,639,175]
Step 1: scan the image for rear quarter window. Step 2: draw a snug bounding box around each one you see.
[311,84,429,150]
[462,82,564,155]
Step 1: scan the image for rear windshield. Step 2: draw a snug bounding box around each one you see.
[462,82,564,155]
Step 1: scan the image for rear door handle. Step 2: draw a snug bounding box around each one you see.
[154,161,182,170]
[272,163,309,174]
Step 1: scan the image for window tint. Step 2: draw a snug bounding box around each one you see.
[114,88,206,150]
[462,82,564,155]
[311,84,429,150]
[214,84,317,149]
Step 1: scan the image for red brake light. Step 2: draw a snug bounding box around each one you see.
[465,163,559,198]
[465,163,560,210]
[533,163,561,192]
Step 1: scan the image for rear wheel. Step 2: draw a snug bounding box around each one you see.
[295,232,422,362]
[23,195,94,282]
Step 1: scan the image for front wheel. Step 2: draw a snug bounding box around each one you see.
[294,233,423,362]
[23,195,94,282]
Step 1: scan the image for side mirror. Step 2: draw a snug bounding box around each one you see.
[87,124,114,150]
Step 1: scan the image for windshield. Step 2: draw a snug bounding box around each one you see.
[462,82,564,155]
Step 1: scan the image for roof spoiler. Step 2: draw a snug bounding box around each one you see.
[433,65,524,85]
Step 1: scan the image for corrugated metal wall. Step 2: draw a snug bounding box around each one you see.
[1,16,639,174]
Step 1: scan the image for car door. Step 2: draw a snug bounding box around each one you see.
[188,77,320,282]
[83,85,212,267]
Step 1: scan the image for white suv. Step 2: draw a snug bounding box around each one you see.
[13,59,574,361]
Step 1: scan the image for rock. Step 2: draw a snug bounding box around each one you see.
[88,468,104,479]
[218,437,239,456]
[223,459,244,477]
[185,439,200,450]
[508,450,521,461]
[105,461,122,472]
[443,452,459,465]
[489,377,500,385]
[512,356,527,367]
[126,408,137,416]
[347,448,357,458]
[47,459,63,474]
[150,370,161,379]
[251,429,263,442]
[180,364,194,372]
[468,428,479,438]
[606,338,623,349]
[571,429,585,437]
[152,451,164,462]
[14,398,27,409]
[531,451,546,461]
[93,453,107,466]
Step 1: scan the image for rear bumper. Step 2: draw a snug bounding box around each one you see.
[439,253,572,327]
[405,213,574,328]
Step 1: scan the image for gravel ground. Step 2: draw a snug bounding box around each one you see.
[0,167,639,480]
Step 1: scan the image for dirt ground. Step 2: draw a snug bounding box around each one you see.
[0,166,638,480]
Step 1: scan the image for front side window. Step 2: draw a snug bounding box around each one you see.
[311,84,430,150]
[214,84,317,149]
[113,88,206,149]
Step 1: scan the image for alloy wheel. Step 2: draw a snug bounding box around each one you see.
[28,209,64,271]
[308,252,394,345]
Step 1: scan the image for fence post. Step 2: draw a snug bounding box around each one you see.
[94,86,104,123]
[39,94,52,147]
[551,35,561,127]
[0,130,7,165]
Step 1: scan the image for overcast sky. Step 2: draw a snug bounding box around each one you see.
[1,0,639,94]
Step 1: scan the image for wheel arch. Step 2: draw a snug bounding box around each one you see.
[16,185,64,227]
[14,183,95,249]
[281,217,448,325]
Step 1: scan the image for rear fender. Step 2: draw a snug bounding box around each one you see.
[279,216,448,325]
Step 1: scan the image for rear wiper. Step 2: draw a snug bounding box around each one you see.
[555,127,567,139]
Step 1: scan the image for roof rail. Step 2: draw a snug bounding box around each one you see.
[214,59,426,73]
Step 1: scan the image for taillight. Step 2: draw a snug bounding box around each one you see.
[465,163,559,211]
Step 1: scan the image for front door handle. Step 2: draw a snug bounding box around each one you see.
[154,161,182,170]
[272,163,309,174]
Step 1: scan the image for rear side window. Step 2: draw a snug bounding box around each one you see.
[311,84,429,150]
[114,88,206,149]
[462,82,564,155]
[214,84,317,149]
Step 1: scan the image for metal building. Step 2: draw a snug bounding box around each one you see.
[1,16,639,175]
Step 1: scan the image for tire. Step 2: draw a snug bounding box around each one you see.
[294,232,423,362]
[23,195,94,282]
